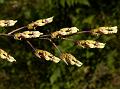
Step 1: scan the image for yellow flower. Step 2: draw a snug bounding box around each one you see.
[27,16,54,29]
[14,31,43,40]
[76,40,105,48]
[0,49,16,62]
[0,20,17,27]
[35,49,61,63]
[51,27,79,38]
[60,53,83,67]
[91,26,118,35]
[51,31,60,38]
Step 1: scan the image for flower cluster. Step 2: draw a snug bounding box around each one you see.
[14,31,43,40]
[91,26,117,35]
[27,17,54,29]
[60,53,83,67]
[0,49,16,62]
[0,17,118,67]
[35,49,61,63]
[0,20,17,27]
[35,49,83,67]
[51,27,79,38]
[75,40,105,48]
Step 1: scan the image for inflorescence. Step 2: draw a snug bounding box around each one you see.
[0,17,118,67]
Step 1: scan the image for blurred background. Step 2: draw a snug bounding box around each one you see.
[0,0,120,89]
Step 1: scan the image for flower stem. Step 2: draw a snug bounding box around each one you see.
[8,26,26,35]
[26,40,36,52]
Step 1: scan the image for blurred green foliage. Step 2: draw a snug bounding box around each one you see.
[0,0,120,89]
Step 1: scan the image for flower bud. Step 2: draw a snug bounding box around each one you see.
[0,49,16,62]
[0,20,17,27]
[51,27,79,38]
[14,31,43,40]
[27,16,54,29]
[35,49,61,63]
[60,53,83,67]
[76,40,105,48]
[91,26,118,35]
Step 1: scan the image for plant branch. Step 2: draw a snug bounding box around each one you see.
[8,26,26,35]
[39,37,62,54]
[0,33,13,37]
[76,31,91,34]
[39,34,51,38]
[26,40,36,52]
[49,39,62,54]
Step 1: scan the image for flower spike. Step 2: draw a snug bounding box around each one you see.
[60,53,83,67]
[14,31,43,40]
[0,20,17,27]
[35,49,61,63]
[0,49,16,62]
[91,26,118,35]
[51,27,79,38]
[76,40,105,48]
[27,16,54,29]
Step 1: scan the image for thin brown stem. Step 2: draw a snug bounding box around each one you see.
[39,37,62,54]
[49,39,62,54]
[0,33,13,37]
[8,26,26,35]
[26,40,36,52]
[76,31,91,34]
[48,39,69,65]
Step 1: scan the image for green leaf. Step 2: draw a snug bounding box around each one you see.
[82,15,95,24]
[60,0,65,7]
[77,0,90,6]
[50,68,61,84]
[0,0,4,4]
[52,84,59,89]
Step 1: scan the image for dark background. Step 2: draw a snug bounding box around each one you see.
[0,0,120,89]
